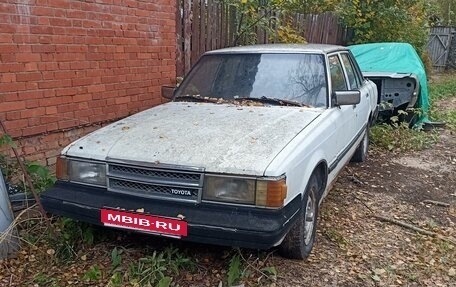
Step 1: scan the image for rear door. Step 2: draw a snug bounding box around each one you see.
[339,52,370,135]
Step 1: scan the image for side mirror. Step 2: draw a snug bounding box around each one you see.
[161,86,176,100]
[333,90,360,106]
[176,77,184,87]
[161,77,184,99]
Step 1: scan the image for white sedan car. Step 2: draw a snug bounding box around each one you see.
[42,44,378,259]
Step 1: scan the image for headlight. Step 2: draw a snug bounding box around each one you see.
[57,157,106,186]
[203,175,287,207]
[203,176,255,204]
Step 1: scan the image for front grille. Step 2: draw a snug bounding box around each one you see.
[107,161,203,202]
[110,165,201,184]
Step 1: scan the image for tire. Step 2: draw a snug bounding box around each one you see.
[278,175,320,260]
[351,127,369,163]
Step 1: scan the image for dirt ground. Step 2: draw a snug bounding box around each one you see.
[1,113,455,287]
[272,127,456,287]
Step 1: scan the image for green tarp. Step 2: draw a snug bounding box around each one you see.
[349,42,430,125]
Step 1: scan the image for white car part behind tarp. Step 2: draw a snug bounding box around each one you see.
[0,171,19,259]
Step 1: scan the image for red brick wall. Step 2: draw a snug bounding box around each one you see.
[0,0,176,165]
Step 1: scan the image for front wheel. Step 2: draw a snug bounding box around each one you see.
[278,175,320,260]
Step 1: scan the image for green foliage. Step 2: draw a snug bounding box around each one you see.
[83,265,102,281]
[107,248,126,286]
[432,110,456,130]
[227,253,242,286]
[221,0,305,45]
[0,153,20,187]
[261,266,278,277]
[276,22,306,43]
[128,252,168,286]
[225,250,278,286]
[370,114,438,152]
[32,272,58,286]
[162,245,194,274]
[335,0,429,54]
[26,161,57,192]
[429,74,456,130]
[158,276,172,287]
[0,133,15,148]
[283,0,339,14]
[0,133,56,194]
[0,134,20,185]
[128,247,193,287]
[428,0,456,25]
[49,218,95,263]
[108,272,123,287]
[111,247,123,271]
[428,75,456,101]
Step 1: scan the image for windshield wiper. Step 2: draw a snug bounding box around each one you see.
[235,96,304,107]
[175,95,306,107]
[174,95,219,103]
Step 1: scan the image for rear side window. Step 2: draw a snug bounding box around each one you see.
[328,55,347,91]
[341,53,363,89]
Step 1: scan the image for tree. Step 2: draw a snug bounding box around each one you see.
[428,0,456,26]
[282,0,339,14]
[221,0,305,45]
[335,0,429,54]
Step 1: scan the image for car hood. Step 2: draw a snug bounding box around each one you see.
[63,102,322,175]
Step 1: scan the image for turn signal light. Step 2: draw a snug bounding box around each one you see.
[55,156,68,180]
[255,178,287,208]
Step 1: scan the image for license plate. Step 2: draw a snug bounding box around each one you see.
[100,208,188,237]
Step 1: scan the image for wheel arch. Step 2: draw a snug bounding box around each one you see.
[312,160,328,199]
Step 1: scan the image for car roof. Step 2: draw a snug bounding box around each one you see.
[204,43,348,55]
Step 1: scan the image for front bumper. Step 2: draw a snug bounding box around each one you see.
[41,181,301,249]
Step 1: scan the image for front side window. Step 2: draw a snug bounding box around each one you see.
[176,53,328,107]
[328,55,347,91]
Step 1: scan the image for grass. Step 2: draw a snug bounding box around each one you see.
[428,73,456,101]
[32,272,59,286]
[429,73,456,130]
[370,121,438,152]
[127,247,194,286]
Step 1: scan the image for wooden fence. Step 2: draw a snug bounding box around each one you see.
[427,26,454,71]
[176,0,352,76]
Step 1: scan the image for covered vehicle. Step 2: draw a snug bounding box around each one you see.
[349,42,430,125]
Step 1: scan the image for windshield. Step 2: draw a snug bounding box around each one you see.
[175,53,328,107]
